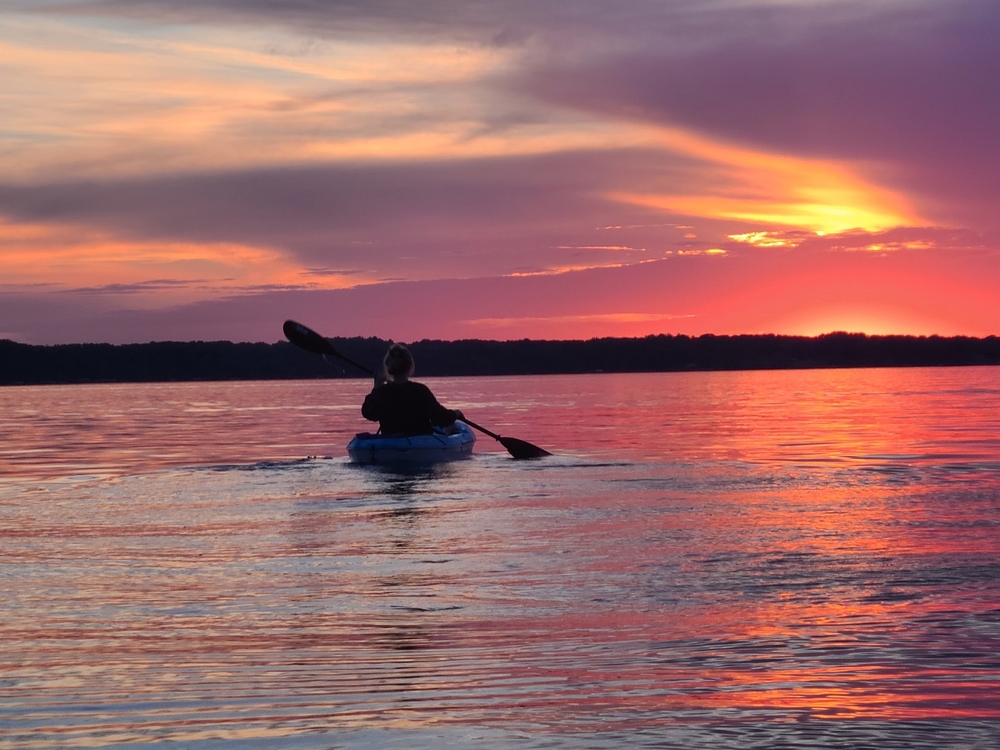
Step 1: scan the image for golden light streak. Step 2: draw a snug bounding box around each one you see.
[729,231,793,247]
[505,260,638,277]
[610,127,925,235]
[298,121,650,164]
[846,240,936,252]
[670,248,727,256]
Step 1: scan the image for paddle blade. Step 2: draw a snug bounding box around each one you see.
[458,417,550,459]
[499,436,551,460]
[283,319,336,356]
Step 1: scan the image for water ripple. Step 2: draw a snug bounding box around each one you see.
[4,371,1000,747]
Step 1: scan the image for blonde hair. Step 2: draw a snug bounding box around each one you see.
[383,343,415,381]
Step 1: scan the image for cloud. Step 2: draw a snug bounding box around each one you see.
[0,149,720,285]
[32,0,709,42]
[0,10,583,181]
[2,0,998,342]
[0,129,930,292]
[5,231,998,344]
[726,226,991,254]
[516,0,1000,229]
[0,213,340,304]
[67,279,205,295]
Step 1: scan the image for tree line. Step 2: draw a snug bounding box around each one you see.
[2,332,999,386]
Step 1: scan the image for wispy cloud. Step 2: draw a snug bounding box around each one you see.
[727,226,989,254]
[0,12,650,180]
[0,215,359,306]
[67,279,204,295]
[555,245,644,251]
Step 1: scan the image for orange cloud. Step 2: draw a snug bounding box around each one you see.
[610,127,925,235]
[0,16,652,179]
[0,217,357,306]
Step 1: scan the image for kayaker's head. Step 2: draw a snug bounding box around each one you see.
[383,343,415,382]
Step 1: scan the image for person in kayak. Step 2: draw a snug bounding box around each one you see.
[362,344,464,436]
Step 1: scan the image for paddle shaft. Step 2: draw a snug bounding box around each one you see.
[329,350,376,378]
[458,417,501,442]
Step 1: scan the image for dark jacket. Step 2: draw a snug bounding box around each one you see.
[361,380,459,435]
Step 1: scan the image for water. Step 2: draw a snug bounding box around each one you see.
[2,368,1000,748]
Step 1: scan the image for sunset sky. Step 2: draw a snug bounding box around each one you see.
[2,0,998,344]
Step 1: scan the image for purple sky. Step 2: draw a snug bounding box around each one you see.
[1,0,998,343]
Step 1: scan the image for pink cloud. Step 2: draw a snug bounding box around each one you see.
[5,228,997,344]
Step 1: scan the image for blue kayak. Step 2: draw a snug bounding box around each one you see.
[347,422,476,464]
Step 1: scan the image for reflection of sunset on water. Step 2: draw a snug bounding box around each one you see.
[3,368,1000,746]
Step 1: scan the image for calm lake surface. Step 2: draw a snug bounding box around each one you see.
[2,368,1000,749]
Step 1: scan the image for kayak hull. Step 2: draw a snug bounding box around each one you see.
[347,422,476,465]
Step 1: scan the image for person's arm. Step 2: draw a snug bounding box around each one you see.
[361,384,385,422]
[419,384,462,427]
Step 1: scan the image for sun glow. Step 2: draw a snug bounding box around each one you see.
[611,127,924,235]
[780,308,967,338]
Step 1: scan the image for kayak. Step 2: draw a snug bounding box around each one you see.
[347,422,476,464]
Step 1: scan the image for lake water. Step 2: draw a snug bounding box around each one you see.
[2,368,1000,749]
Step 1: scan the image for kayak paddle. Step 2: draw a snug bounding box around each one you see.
[458,417,551,459]
[283,319,376,378]
[283,319,551,459]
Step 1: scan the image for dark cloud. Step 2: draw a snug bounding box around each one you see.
[0,149,711,278]
[67,279,203,295]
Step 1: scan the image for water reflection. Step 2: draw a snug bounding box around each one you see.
[3,369,1000,747]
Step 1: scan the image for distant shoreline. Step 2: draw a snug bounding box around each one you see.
[2,332,999,386]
